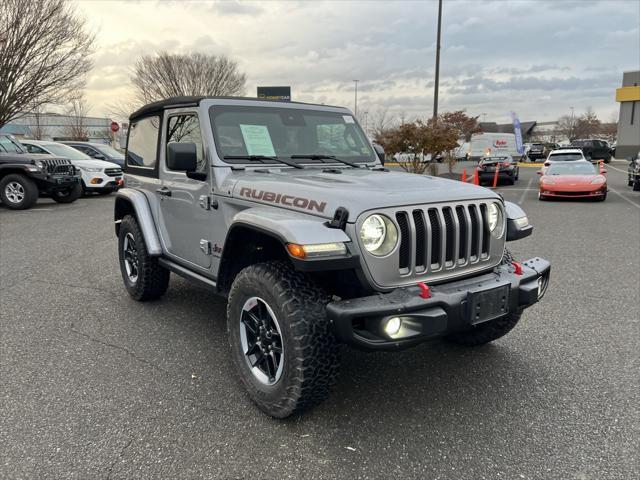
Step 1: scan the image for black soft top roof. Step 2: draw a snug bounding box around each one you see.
[129,96,343,121]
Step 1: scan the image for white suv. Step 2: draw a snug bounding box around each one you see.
[543,148,586,169]
[21,140,123,194]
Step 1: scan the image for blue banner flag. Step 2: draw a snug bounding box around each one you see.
[511,111,524,155]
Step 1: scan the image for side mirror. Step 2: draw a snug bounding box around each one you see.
[94,153,106,160]
[167,142,197,172]
[537,170,543,175]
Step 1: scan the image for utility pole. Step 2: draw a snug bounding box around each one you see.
[353,80,359,118]
[433,0,443,119]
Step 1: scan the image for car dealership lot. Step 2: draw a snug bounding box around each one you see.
[1,166,638,479]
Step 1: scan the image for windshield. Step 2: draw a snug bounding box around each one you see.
[481,156,511,163]
[547,162,596,175]
[0,135,25,153]
[44,143,92,160]
[209,105,376,165]
[548,153,583,161]
[95,144,125,159]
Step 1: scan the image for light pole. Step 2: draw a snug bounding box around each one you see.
[433,0,443,119]
[353,80,359,118]
[569,106,574,140]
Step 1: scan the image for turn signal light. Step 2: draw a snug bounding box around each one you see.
[286,244,306,259]
[286,242,347,259]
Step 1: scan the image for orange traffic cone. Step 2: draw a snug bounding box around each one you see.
[492,163,500,188]
[473,168,479,185]
[460,168,467,183]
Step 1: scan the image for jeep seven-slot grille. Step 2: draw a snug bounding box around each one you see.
[40,159,75,176]
[396,203,491,275]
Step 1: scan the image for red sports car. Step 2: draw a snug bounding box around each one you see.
[538,161,607,201]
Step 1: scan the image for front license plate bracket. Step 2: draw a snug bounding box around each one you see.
[467,284,510,325]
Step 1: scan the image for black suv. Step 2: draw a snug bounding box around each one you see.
[571,139,612,163]
[0,134,82,210]
[61,141,125,168]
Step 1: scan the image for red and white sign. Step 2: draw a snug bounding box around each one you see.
[493,139,508,148]
[110,121,120,133]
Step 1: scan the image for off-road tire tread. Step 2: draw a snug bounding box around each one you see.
[51,183,82,204]
[0,174,39,210]
[227,261,339,418]
[119,215,169,301]
[446,248,522,346]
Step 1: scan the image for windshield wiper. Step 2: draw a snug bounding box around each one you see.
[290,154,366,169]
[224,155,304,169]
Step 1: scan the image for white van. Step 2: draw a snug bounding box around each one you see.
[468,133,522,162]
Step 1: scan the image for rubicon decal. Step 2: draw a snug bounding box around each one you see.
[239,187,327,213]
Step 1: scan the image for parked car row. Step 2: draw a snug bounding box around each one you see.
[0,134,123,210]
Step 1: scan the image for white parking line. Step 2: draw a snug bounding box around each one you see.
[608,187,640,209]
[518,178,534,204]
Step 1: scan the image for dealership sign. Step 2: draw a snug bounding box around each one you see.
[257,86,291,101]
[493,139,508,148]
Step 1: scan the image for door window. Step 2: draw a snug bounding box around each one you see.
[25,144,47,154]
[166,114,206,173]
[127,116,160,168]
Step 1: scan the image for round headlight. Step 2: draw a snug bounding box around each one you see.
[360,214,398,256]
[487,202,504,237]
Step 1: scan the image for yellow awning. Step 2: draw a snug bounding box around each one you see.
[616,86,640,102]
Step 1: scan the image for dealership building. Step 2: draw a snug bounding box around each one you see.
[615,71,640,159]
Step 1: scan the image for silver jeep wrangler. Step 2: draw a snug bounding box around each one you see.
[115,96,550,418]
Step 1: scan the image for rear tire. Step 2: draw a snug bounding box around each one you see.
[227,261,339,418]
[118,215,170,301]
[51,183,82,204]
[0,174,39,210]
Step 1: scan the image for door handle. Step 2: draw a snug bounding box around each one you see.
[156,188,172,197]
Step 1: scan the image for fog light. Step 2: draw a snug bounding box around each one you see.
[90,178,103,184]
[384,317,402,336]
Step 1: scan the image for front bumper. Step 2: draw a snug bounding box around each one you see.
[327,257,550,351]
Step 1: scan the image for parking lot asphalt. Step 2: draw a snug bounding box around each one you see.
[1,164,639,480]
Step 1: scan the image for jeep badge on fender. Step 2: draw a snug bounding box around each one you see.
[114,96,550,418]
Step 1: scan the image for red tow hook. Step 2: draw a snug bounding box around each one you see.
[417,282,431,299]
[511,261,523,276]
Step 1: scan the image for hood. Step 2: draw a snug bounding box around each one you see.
[542,174,602,185]
[71,159,120,169]
[0,152,46,165]
[231,167,500,220]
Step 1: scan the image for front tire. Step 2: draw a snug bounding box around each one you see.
[227,261,339,418]
[51,183,82,203]
[0,174,39,210]
[118,215,170,301]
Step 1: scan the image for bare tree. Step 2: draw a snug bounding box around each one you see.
[131,51,247,106]
[30,104,49,140]
[62,93,90,140]
[573,107,601,139]
[0,0,94,128]
[370,107,395,144]
[556,114,578,141]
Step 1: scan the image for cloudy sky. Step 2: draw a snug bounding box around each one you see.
[76,0,639,124]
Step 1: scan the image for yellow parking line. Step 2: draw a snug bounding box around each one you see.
[518,162,543,168]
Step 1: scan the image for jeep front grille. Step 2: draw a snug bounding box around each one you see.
[356,200,505,289]
[40,159,75,176]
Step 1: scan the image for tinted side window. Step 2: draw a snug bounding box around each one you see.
[25,144,46,154]
[127,116,160,168]
[166,114,206,173]
[584,141,593,147]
